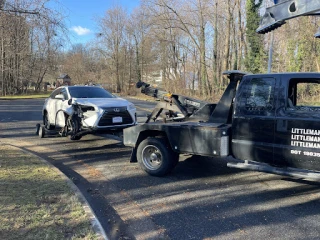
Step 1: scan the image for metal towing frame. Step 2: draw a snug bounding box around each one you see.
[257,0,320,36]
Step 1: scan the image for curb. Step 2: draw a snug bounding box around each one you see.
[125,95,156,102]
[7,144,108,240]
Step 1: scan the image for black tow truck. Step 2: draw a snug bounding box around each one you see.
[123,71,320,180]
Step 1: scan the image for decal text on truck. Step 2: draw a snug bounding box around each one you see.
[291,128,320,157]
[291,128,320,149]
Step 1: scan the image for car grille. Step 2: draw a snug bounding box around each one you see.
[98,107,133,126]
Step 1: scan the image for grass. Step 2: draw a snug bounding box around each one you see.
[0,93,50,99]
[0,145,97,240]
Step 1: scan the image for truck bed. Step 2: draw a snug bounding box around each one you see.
[124,121,231,157]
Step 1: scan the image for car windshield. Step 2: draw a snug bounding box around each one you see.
[68,87,115,98]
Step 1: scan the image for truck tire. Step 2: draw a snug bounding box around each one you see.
[137,137,178,176]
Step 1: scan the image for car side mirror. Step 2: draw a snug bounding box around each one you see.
[68,98,73,105]
[55,94,65,100]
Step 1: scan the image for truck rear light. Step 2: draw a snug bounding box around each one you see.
[220,136,229,156]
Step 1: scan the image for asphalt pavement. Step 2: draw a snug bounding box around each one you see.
[1,98,320,240]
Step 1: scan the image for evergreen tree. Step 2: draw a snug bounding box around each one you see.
[245,0,265,73]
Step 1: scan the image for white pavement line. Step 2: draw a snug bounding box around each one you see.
[1,140,108,240]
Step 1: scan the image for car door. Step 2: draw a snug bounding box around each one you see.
[54,88,69,127]
[232,76,276,164]
[46,88,61,125]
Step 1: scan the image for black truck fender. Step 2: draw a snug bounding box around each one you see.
[124,125,177,162]
[124,121,231,163]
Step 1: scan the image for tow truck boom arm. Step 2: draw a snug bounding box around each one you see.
[136,70,248,123]
[257,0,320,36]
[136,81,213,122]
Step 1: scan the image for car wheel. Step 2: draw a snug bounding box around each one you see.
[67,115,82,140]
[44,112,55,130]
[38,126,45,138]
[36,123,40,135]
[136,137,178,176]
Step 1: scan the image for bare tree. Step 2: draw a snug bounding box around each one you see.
[127,7,150,83]
[49,0,320,100]
[97,6,127,92]
[0,0,67,95]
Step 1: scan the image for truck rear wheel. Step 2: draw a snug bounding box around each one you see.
[137,137,178,176]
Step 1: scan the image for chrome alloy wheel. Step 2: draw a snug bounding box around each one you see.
[141,145,163,170]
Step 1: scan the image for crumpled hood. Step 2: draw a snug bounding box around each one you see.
[74,97,130,108]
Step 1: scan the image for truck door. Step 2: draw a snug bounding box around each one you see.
[232,76,276,164]
[274,77,320,171]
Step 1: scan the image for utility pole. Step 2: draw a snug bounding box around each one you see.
[267,32,274,73]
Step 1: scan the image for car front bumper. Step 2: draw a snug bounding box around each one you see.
[81,107,137,131]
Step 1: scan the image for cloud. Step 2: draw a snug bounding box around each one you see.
[71,26,91,36]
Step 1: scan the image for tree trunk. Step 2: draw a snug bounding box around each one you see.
[223,0,232,86]
[213,2,218,91]
[134,35,141,82]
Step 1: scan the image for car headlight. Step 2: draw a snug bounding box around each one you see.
[127,103,136,110]
[80,106,95,112]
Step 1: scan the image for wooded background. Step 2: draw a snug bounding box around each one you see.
[1,0,320,99]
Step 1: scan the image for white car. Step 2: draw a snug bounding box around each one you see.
[42,86,137,139]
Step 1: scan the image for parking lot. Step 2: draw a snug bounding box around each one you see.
[1,98,320,240]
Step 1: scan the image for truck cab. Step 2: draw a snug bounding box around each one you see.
[124,71,320,179]
[232,73,320,172]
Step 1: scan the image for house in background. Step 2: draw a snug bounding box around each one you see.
[56,74,71,87]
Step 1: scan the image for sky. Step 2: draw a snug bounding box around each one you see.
[53,0,141,46]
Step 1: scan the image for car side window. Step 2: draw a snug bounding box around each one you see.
[61,88,68,100]
[50,89,61,99]
[239,77,275,116]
